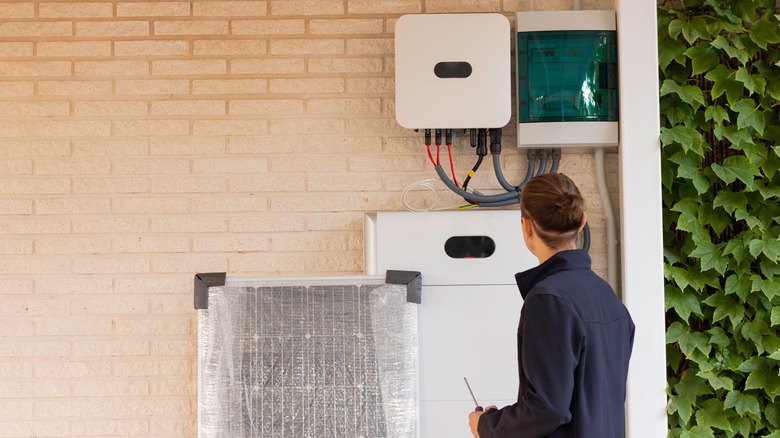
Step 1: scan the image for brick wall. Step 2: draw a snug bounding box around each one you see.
[0,1,617,436]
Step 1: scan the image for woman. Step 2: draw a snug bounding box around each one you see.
[468,173,635,438]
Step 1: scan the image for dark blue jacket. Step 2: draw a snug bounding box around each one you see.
[478,250,635,438]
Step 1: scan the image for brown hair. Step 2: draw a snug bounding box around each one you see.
[520,173,585,249]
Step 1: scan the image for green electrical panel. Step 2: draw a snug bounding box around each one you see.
[517,30,618,124]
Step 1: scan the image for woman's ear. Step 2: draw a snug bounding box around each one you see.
[578,212,588,233]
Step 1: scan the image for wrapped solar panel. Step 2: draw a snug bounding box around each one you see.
[197,276,419,438]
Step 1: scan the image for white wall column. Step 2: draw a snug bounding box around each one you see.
[616,1,668,437]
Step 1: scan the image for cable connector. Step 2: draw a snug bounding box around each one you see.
[489,128,502,155]
[434,129,442,146]
[424,129,431,146]
[445,129,453,145]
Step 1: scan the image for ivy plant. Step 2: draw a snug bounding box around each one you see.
[659,0,780,436]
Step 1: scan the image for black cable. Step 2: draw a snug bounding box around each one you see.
[434,165,519,203]
[536,149,549,175]
[550,148,561,173]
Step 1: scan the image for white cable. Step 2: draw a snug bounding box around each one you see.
[595,147,618,291]
[401,178,440,212]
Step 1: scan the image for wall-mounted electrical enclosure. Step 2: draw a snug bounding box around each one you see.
[516,11,618,148]
[395,13,512,129]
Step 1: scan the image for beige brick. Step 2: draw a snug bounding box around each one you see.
[112,197,189,214]
[193,78,267,95]
[35,361,110,379]
[308,172,384,191]
[73,257,148,274]
[192,196,268,213]
[192,235,268,252]
[151,99,225,115]
[35,237,112,254]
[194,39,267,55]
[0,101,67,117]
[150,379,196,396]
[72,297,150,315]
[0,299,69,317]
[0,81,33,97]
[270,38,344,54]
[231,58,305,74]
[35,158,110,175]
[270,194,349,211]
[425,0,501,12]
[0,159,32,174]
[0,178,71,195]
[36,319,113,336]
[73,217,149,234]
[193,119,269,136]
[0,362,33,379]
[228,253,305,273]
[270,78,344,94]
[117,1,191,17]
[0,239,32,255]
[152,255,228,273]
[75,60,149,76]
[228,173,306,192]
[115,318,190,335]
[304,136,383,154]
[347,0,422,13]
[152,59,227,75]
[229,215,305,232]
[231,18,305,35]
[73,177,149,194]
[0,121,35,137]
[0,340,70,358]
[0,22,71,37]
[114,277,190,295]
[0,199,33,215]
[349,191,404,210]
[74,339,150,357]
[0,3,34,18]
[40,2,113,17]
[35,277,113,294]
[0,218,69,235]
[0,380,70,398]
[503,0,531,9]
[229,98,303,115]
[114,359,191,377]
[528,0,571,8]
[270,118,345,135]
[347,38,393,55]
[36,120,111,138]
[306,212,362,231]
[270,155,347,172]
[154,19,228,35]
[272,233,348,251]
[151,176,228,193]
[307,98,380,114]
[0,61,71,78]
[113,236,189,253]
[151,137,226,155]
[76,20,150,37]
[230,136,305,154]
[149,418,198,436]
[346,117,406,135]
[37,41,111,57]
[308,57,382,73]
[49,398,193,417]
[152,339,196,355]
[0,420,69,437]
[114,119,190,137]
[0,319,33,337]
[114,40,189,56]
[70,419,149,435]
[35,198,110,215]
[272,0,344,15]
[0,42,32,57]
[305,253,362,273]
[74,101,148,117]
[193,157,268,173]
[195,1,267,16]
[116,79,189,95]
[150,217,228,233]
[310,18,384,34]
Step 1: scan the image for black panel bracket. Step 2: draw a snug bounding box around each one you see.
[194,272,226,310]
[385,270,422,304]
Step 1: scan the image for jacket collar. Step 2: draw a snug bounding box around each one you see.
[514,249,592,299]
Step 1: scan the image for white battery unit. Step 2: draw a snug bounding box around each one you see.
[365,210,537,438]
[394,13,512,129]
[516,11,619,148]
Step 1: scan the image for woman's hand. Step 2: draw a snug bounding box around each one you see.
[468,405,496,437]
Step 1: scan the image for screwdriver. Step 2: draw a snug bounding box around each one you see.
[463,377,483,412]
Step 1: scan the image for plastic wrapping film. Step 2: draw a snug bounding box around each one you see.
[198,276,419,438]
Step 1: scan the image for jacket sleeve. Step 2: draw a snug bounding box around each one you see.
[478,293,584,438]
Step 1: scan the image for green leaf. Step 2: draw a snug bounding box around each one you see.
[661,126,705,156]
[732,99,766,135]
[685,44,721,76]
[706,65,744,105]
[666,285,704,322]
[713,190,748,214]
[689,241,728,275]
[661,79,707,109]
[713,123,755,147]
[711,155,760,190]
[660,38,688,71]
[698,204,731,236]
[704,105,730,124]
[772,306,780,326]
[711,36,749,65]
[751,275,780,300]
[681,425,715,438]
[704,291,745,327]
[724,391,761,418]
[749,235,780,261]
[767,403,780,428]
[725,273,752,300]
[669,152,710,194]
[695,399,731,431]
[750,20,780,49]
[741,318,770,354]
[735,67,767,96]
[708,327,730,348]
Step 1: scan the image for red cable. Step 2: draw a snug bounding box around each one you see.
[436,144,441,165]
[426,144,436,166]
[447,143,459,187]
